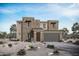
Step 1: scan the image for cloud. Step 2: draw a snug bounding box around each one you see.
[0,3,79,33]
[0,8,17,14]
[45,3,79,26]
[1,3,79,16]
[47,3,79,17]
[61,9,79,16]
[0,6,42,15]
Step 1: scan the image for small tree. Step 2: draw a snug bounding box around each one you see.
[72,22,79,39]
[62,28,69,40]
[10,24,16,38]
[0,32,7,39]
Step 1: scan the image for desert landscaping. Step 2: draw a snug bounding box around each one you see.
[0,39,79,56]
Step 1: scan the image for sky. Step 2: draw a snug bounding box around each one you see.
[0,3,79,33]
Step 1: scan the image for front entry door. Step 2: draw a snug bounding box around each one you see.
[36,32,40,41]
[28,33,31,42]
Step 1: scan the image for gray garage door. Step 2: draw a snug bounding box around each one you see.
[44,33,60,42]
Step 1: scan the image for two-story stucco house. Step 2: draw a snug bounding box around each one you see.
[16,17,63,42]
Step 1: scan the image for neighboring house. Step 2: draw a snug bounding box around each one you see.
[16,17,63,42]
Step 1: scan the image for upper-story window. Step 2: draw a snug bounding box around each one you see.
[40,23,47,30]
[43,24,46,28]
[51,22,56,28]
[27,22,30,27]
[25,21,31,27]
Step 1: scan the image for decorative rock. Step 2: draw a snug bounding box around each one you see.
[48,53,54,56]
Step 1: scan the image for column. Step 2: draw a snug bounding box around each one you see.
[40,32,44,42]
[60,32,63,41]
[34,31,36,42]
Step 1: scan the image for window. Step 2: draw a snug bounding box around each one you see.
[25,21,31,27]
[43,24,46,28]
[27,22,30,27]
[51,22,56,28]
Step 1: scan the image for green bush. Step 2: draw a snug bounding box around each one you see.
[58,40,63,42]
[10,39,19,41]
[17,49,26,56]
[28,45,37,50]
[29,45,34,49]
[47,44,55,49]
[0,41,4,44]
[53,50,59,54]
[43,42,46,44]
[17,39,19,41]
[8,43,12,47]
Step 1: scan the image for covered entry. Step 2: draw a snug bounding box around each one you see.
[33,28,43,42]
[36,32,40,41]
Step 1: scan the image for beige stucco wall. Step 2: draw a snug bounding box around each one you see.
[40,22,47,30]
[16,21,22,41]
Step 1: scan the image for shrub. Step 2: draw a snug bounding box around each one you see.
[8,43,12,47]
[58,40,63,42]
[0,41,4,44]
[17,39,19,41]
[73,41,79,45]
[28,45,37,50]
[10,39,19,41]
[17,49,26,56]
[53,50,59,54]
[29,45,34,49]
[29,45,34,48]
[41,41,44,43]
[47,44,55,49]
[43,42,46,44]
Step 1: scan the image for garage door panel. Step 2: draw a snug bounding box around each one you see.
[44,33,60,42]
